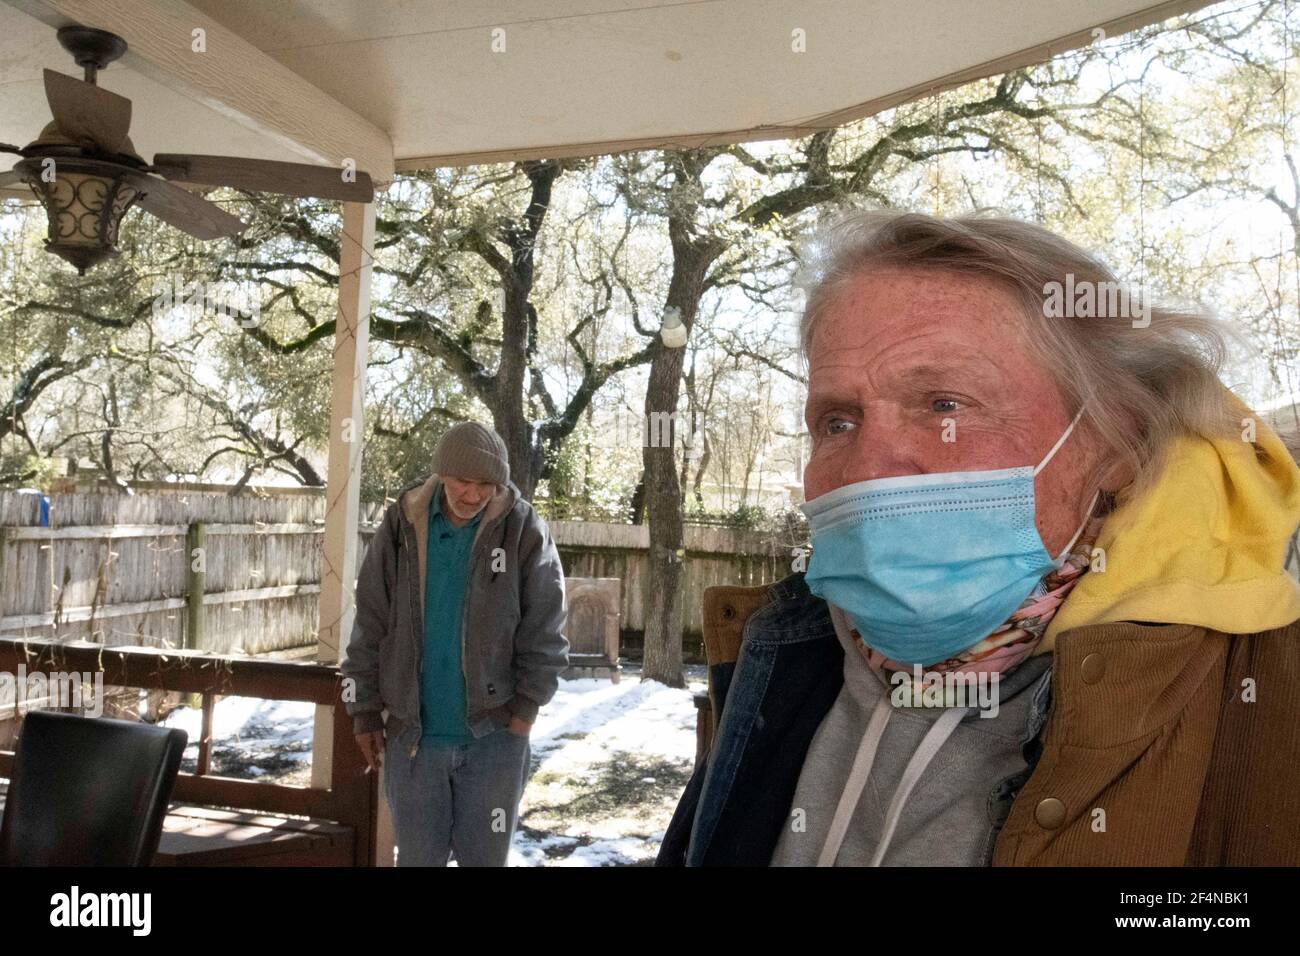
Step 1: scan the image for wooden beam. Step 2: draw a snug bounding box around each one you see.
[0,637,342,703]
[196,691,216,776]
[314,199,375,790]
[4,0,394,183]
[0,595,187,631]
[3,521,347,539]
[171,773,329,818]
[318,199,374,665]
[0,582,323,632]
[329,684,377,866]
[4,523,190,540]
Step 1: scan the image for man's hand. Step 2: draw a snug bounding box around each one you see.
[507,715,532,738]
[355,730,384,771]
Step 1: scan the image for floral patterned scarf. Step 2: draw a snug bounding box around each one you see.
[856,491,1113,681]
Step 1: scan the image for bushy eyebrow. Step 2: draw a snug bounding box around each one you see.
[895,362,990,385]
[807,360,988,403]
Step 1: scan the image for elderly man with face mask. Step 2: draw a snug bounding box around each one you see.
[342,421,569,866]
[658,211,1300,867]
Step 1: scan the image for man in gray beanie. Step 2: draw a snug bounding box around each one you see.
[342,420,569,866]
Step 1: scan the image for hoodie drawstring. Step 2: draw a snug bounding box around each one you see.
[817,695,969,866]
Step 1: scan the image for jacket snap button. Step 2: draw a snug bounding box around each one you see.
[1035,797,1066,829]
[1080,653,1106,684]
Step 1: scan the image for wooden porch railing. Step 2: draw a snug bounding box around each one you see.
[0,636,378,865]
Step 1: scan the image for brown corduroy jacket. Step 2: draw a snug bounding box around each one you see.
[997,616,1300,864]
[664,581,1300,866]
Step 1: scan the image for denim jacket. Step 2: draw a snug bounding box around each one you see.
[656,572,1053,866]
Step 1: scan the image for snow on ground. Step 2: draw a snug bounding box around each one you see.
[161,695,315,783]
[510,665,704,866]
[159,664,706,865]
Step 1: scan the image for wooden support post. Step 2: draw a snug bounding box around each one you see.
[185,522,204,651]
[313,200,375,806]
[0,526,8,621]
[197,692,217,776]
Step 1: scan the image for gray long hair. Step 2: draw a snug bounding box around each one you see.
[795,209,1245,505]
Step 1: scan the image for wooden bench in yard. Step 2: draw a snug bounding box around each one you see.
[0,637,381,866]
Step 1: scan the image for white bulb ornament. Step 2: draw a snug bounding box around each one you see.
[660,309,688,348]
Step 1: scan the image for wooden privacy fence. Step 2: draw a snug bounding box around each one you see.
[547,520,792,638]
[0,489,386,654]
[0,488,796,653]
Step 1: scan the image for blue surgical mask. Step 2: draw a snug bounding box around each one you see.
[800,408,1092,666]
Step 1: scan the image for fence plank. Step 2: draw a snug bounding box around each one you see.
[186,522,204,651]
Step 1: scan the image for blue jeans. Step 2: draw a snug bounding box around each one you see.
[384,727,532,866]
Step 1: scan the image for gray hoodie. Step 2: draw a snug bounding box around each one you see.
[341,474,569,759]
[770,603,1051,865]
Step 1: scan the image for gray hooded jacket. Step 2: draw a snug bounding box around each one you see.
[341,474,569,758]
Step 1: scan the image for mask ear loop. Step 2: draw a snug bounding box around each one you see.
[1053,487,1101,566]
[1032,404,1087,477]
[1030,405,1096,566]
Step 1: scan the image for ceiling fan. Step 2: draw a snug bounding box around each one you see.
[0,24,375,273]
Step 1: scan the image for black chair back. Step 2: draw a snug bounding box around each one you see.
[0,710,187,866]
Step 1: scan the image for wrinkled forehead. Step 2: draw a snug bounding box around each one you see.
[806,267,1037,378]
[801,269,1063,423]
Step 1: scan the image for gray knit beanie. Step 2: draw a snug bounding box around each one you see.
[431,421,509,486]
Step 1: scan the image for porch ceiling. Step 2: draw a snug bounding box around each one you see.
[0,0,1215,188]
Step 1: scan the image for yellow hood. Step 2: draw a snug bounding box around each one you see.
[1041,403,1300,650]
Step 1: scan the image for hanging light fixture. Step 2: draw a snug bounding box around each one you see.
[0,24,373,275]
[16,154,144,274]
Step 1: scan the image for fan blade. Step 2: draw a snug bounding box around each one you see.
[152,153,374,202]
[44,69,132,154]
[124,172,246,240]
[0,168,30,199]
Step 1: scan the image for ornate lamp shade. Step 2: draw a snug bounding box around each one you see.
[15,157,144,274]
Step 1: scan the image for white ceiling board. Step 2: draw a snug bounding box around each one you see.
[2,0,1218,177]
[186,0,1217,168]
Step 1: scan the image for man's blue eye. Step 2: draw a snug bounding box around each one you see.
[826,418,853,435]
[931,398,959,413]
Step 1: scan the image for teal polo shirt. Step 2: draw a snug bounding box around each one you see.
[419,488,482,747]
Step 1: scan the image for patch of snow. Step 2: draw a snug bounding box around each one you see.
[554,837,659,867]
